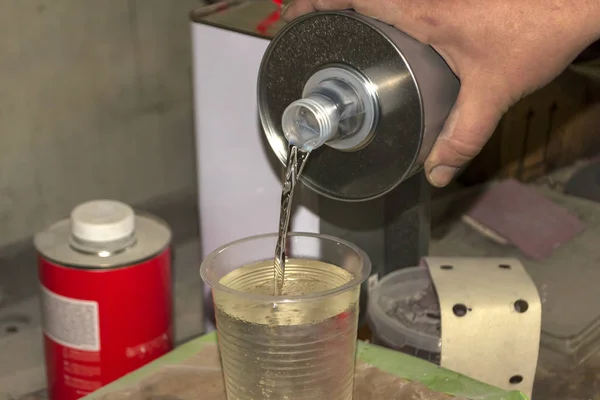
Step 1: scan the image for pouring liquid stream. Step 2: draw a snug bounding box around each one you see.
[273,145,310,295]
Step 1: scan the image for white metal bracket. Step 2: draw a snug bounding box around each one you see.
[423,257,541,398]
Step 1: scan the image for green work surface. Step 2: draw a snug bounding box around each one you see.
[84,332,528,400]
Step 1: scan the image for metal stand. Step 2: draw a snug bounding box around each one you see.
[319,171,430,279]
[318,172,430,324]
[384,171,431,275]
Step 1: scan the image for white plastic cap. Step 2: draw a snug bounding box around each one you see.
[70,200,135,243]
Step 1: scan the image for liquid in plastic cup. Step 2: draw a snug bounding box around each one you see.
[200,232,371,400]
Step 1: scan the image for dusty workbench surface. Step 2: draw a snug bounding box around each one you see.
[84,332,526,400]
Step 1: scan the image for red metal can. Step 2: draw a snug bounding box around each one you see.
[34,200,173,400]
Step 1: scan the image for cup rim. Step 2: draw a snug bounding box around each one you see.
[200,232,372,303]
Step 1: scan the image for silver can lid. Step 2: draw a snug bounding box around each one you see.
[35,202,171,269]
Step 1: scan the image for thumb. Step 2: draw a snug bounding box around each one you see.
[424,83,506,187]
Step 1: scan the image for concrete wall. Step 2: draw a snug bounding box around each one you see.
[0,0,200,246]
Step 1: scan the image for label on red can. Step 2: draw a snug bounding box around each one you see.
[39,248,173,400]
[41,286,101,350]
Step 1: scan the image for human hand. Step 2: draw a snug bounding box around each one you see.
[282,0,600,186]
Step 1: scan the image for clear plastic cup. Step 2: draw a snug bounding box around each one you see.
[200,232,371,400]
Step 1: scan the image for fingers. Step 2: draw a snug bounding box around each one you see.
[425,84,505,187]
[283,0,355,20]
[282,1,440,48]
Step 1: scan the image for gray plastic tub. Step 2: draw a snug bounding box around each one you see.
[367,266,442,364]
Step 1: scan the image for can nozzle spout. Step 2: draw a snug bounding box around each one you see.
[281,94,339,152]
[281,68,378,153]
